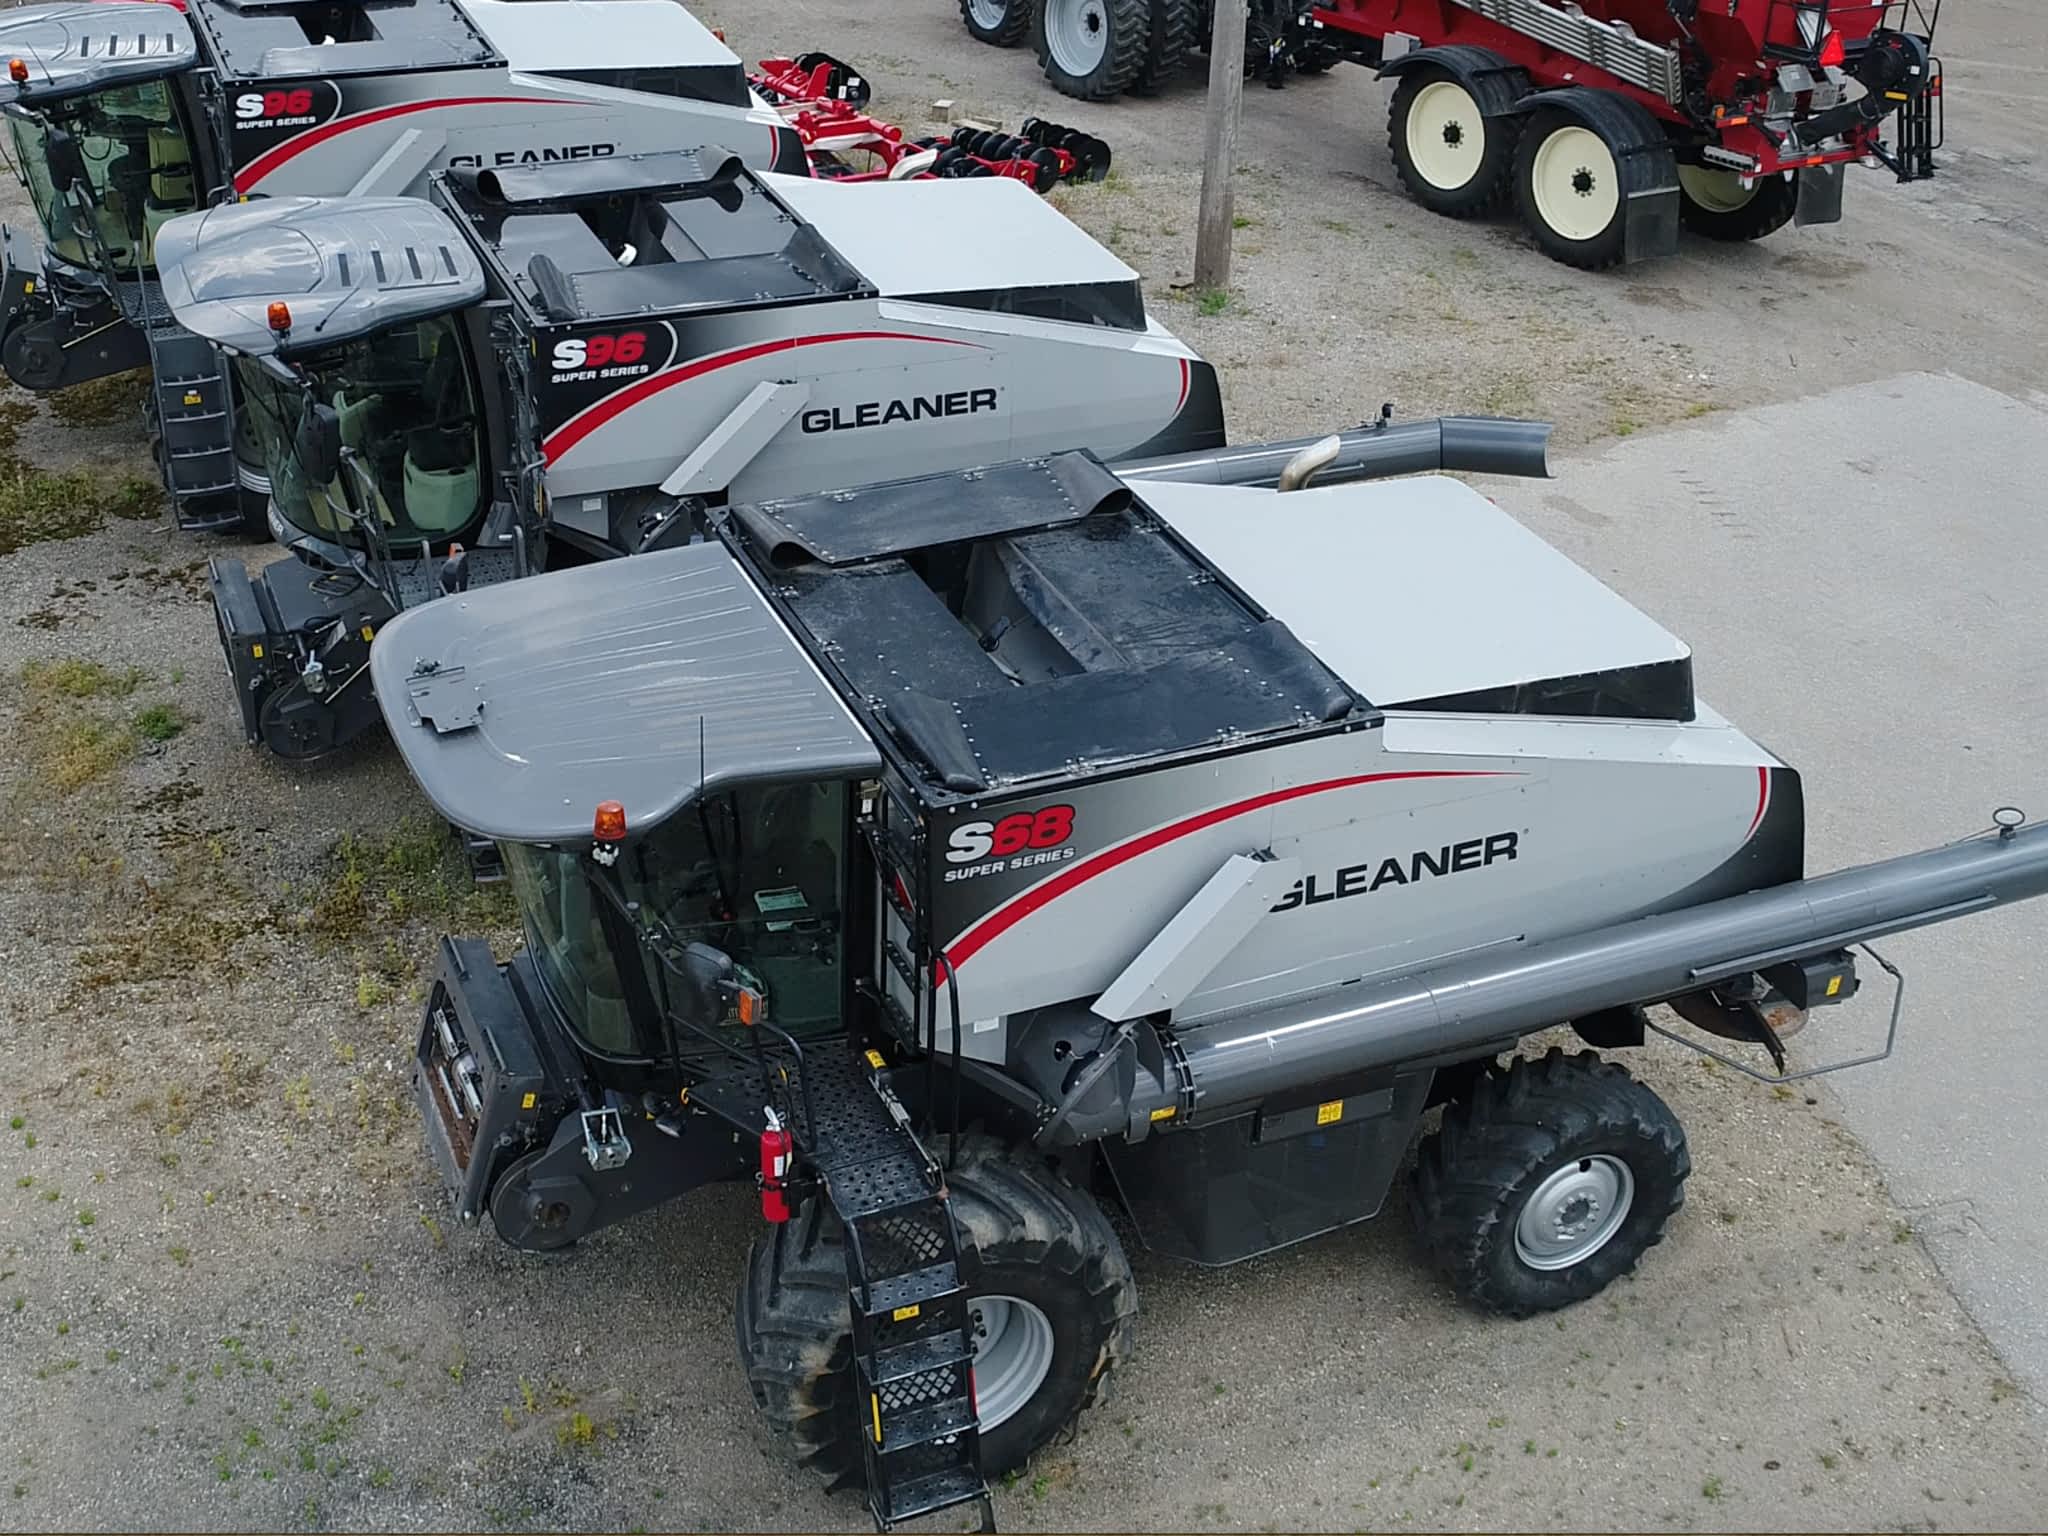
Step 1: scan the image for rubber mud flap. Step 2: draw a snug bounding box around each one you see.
[207,557,270,746]
[1794,162,1846,226]
[1623,183,1680,265]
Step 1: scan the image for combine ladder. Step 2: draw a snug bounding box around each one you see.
[131,280,246,533]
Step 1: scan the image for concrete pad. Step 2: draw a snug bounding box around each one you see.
[1493,371,2048,1399]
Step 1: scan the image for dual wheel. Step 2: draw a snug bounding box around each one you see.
[738,1050,1690,1485]
[1389,68,1799,268]
[963,0,1203,102]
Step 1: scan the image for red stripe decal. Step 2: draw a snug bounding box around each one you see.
[937,769,1517,984]
[541,331,981,464]
[1746,765,1771,839]
[1175,357,1190,413]
[235,97,575,193]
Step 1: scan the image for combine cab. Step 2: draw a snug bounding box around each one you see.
[962,0,1945,267]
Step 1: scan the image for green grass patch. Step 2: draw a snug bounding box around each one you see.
[1195,288,1231,317]
[43,369,149,431]
[0,462,160,556]
[132,703,185,743]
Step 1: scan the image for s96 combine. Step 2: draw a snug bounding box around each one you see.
[368,440,2048,1529]
[154,149,1219,762]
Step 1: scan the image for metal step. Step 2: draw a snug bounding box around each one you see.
[860,1260,961,1319]
[875,1396,975,1455]
[864,1329,974,1387]
[876,1465,993,1529]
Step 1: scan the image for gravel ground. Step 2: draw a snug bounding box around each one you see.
[3,2,2047,1531]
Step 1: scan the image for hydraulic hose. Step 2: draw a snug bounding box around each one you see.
[1117,416,1553,489]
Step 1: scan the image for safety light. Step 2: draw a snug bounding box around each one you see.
[592,799,626,842]
[735,985,761,1027]
[266,301,291,333]
[1817,30,1845,68]
[8,59,28,84]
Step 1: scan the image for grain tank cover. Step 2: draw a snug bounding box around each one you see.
[460,0,752,108]
[155,196,484,357]
[190,0,500,81]
[0,3,196,105]
[1142,474,1695,720]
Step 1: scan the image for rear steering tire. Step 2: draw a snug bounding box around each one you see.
[1514,107,1629,270]
[959,0,1031,47]
[737,1136,1136,1484]
[1409,1047,1690,1317]
[1388,69,1519,217]
[1677,165,1799,243]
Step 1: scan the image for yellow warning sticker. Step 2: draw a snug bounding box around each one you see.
[891,1303,920,1322]
[1317,1100,1344,1126]
[182,391,202,406]
[1149,1106,1177,1122]
[1826,974,1842,997]
[361,625,376,642]
[864,1049,885,1069]
[520,1092,537,1110]
[251,644,264,659]
[871,1393,883,1444]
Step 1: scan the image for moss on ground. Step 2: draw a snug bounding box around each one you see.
[0,384,162,555]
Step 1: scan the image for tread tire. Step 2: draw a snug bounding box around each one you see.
[1677,167,1798,242]
[1388,67,1520,218]
[737,1136,1136,1485]
[1128,0,1198,95]
[959,0,1032,48]
[1513,106,1629,271]
[1410,1047,1690,1317]
[1035,0,1151,101]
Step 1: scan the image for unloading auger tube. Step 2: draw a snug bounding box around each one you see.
[1066,815,2048,1138]
[1117,414,1553,488]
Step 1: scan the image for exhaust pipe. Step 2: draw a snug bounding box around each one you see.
[1117,415,1553,490]
[1140,816,2048,1120]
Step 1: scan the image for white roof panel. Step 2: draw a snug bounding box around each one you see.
[1141,474,1690,707]
[764,173,1137,296]
[458,0,739,72]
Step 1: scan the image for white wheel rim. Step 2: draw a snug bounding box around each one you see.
[968,1294,1056,1431]
[1677,164,1757,214]
[1514,1155,1636,1271]
[1045,0,1110,76]
[1530,124,1620,245]
[1405,80,1486,191]
[967,0,1011,27]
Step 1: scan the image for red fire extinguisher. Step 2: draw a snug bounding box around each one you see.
[759,1108,792,1223]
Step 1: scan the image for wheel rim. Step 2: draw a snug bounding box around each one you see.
[1405,79,1485,191]
[1529,124,1620,244]
[1514,1155,1634,1270]
[1044,0,1110,76]
[966,0,1011,27]
[1677,164,1758,214]
[967,1294,1055,1431]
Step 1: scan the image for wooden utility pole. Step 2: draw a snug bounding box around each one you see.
[1193,0,1248,292]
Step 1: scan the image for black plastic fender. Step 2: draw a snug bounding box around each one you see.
[208,556,277,747]
[1514,86,1679,264]
[1378,44,1531,120]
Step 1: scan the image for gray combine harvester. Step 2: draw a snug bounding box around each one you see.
[152,147,1230,761]
[0,0,833,531]
[367,445,2048,1530]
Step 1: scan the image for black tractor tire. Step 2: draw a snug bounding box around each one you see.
[959,0,1032,47]
[1388,67,1520,217]
[737,1136,1136,1485]
[1676,165,1799,243]
[1409,1047,1690,1317]
[1128,0,1198,95]
[234,483,273,541]
[1035,0,1151,102]
[1513,106,1631,271]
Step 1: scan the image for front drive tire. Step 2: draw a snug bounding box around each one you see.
[1409,1048,1690,1317]
[1676,165,1799,242]
[1388,69,1519,217]
[1514,107,1629,270]
[737,1137,1136,1484]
